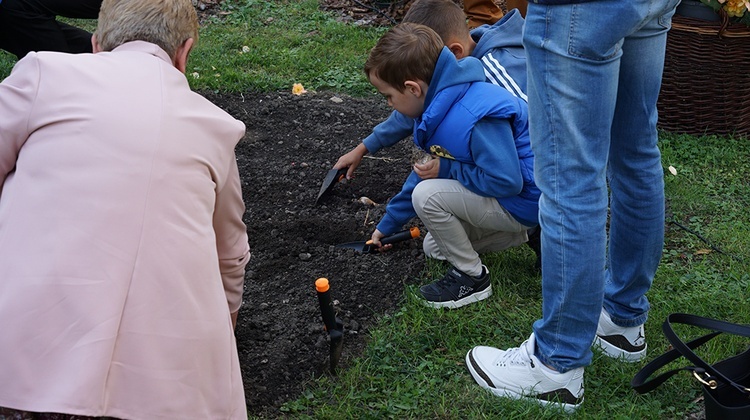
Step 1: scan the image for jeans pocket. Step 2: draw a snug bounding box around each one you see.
[567,2,624,61]
[658,0,681,29]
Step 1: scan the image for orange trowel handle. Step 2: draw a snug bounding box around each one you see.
[315,278,339,333]
[378,226,420,246]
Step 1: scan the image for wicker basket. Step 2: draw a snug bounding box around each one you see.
[657,13,750,137]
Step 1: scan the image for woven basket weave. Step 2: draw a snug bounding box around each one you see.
[657,13,750,137]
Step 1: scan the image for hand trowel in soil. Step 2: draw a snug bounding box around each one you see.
[315,277,344,374]
[315,167,347,204]
[335,227,420,253]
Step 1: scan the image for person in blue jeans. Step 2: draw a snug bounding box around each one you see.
[335,0,542,272]
[465,0,681,413]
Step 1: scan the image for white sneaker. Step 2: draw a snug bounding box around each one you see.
[593,308,647,362]
[465,333,584,413]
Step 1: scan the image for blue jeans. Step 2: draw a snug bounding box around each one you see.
[524,0,679,372]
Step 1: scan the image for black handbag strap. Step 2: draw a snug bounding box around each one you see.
[631,329,721,393]
[632,313,750,395]
[663,313,750,395]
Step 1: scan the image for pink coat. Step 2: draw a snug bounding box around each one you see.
[0,41,249,419]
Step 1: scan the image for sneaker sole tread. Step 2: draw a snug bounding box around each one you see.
[421,285,492,309]
[593,336,647,362]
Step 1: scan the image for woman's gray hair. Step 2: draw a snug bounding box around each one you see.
[95,0,199,58]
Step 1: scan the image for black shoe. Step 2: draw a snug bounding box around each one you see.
[419,265,492,309]
[526,226,541,271]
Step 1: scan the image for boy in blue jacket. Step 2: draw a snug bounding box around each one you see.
[363,22,539,309]
[336,0,527,176]
[335,0,541,271]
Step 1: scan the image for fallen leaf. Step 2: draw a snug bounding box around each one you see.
[191,72,200,79]
[695,249,712,255]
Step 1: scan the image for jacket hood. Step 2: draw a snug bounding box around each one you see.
[471,9,525,59]
[425,47,486,107]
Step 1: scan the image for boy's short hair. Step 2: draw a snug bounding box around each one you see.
[95,0,199,59]
[364,22,443,92]
[403,0,471,44]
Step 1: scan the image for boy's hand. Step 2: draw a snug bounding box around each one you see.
[334,143,368,179]
[413,157,439,179]
[370,229,393,252]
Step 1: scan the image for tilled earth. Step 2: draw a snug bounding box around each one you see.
[205,90,429,417]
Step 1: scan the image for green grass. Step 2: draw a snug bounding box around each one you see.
[1,0,385,95]
[278,132,750,419]
[1,50,18,76]
[189,0,384,94]
[2,1,748,418]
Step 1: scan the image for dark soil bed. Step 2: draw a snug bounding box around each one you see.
[204,90,426,417]
[197,1,515,416]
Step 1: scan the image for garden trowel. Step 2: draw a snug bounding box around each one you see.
[315,277,344,374]
[335,227,420,253]
[315,167,347,204]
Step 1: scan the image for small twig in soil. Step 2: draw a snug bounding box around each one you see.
[362,156,397,163]
[364,209,370,226]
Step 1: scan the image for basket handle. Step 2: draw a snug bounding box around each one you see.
[718,8,730,37]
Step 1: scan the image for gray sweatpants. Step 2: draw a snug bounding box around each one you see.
[412,179,530,277]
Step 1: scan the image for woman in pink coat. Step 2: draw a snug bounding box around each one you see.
[0,0,250,418]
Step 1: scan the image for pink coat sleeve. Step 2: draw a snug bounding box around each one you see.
[0,55,38,190]
[213,153,250,312]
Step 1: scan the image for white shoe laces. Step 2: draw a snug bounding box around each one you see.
[496,339,534,368]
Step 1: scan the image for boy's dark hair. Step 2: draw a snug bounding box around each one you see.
[402,0,470,44]
[364,22,443,93]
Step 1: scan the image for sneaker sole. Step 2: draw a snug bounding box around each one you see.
[421,285,492,309]
[465,349,582,413]
[593,336,647,362]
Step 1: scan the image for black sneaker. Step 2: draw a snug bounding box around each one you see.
[526,226,541,271]
[419,265,492,309]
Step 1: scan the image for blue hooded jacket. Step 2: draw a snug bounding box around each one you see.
[375,48,539,235]
[362,9,528,154]
[471,9,527,100]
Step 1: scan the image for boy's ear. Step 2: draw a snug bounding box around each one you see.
[404,80,423,97]
[447,42,467,59]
